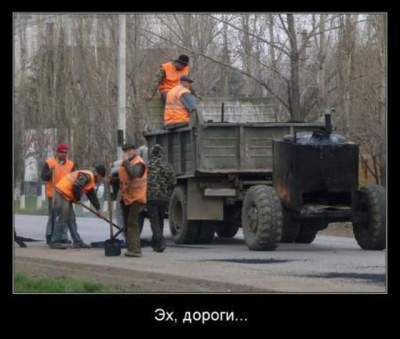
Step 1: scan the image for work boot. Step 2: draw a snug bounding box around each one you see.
[153,241,166,253]
[72,241,91,249]
[124,251,142,257]
[155,243,166,253]
[49,242,68,250]
[60,239,72,246]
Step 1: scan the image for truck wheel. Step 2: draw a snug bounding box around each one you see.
[242,185,283,251]
[295,225,318,244]
[196,222,216,244]
[353,185,386,250]
[216,222,240,238]
[280,210,300,243]
[168,186,199,244]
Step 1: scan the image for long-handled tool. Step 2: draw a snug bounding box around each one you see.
[104,179,122,256]
[76,201,124,237]
[76,200,124,256]
[107,180,114,240]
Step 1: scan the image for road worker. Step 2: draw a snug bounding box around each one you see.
[118,143,148,257]
[49,165,106,249]
[164,76,198,129]
[148,54,201,104]
[41,143,76,244]
[147,144,176,252]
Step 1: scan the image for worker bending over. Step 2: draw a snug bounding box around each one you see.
[49,165,106,249]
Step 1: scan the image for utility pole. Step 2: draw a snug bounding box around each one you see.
[117,14,126,159]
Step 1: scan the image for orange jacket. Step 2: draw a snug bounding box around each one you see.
[164,85,191,125]
[159,62,190,94]
[118,155,147,205]
[45,157,75,198]
[55,170,96,202]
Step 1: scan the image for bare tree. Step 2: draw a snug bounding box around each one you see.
[14,13,386,188]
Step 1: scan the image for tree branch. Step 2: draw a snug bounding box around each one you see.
[208,14,291,57]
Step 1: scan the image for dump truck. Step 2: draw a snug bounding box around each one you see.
[143,98,315,249]
[144,99,386,251]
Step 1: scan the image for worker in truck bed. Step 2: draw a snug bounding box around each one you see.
[148,54,201,104]
[49,165,106,249]
[164,76,198,130]
[41,143,76,244]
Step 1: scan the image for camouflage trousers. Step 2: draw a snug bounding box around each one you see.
[147,200,167,251]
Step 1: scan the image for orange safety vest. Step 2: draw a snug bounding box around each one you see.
[45,157,75,198]
[158,62,190,94]
[118,155,147,205]
[55,170,96,202]
[164,85,191,125]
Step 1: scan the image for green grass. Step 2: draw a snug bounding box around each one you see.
[15,272,118,293]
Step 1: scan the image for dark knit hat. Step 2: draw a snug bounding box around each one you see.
[175,54,189,65]
[121,143,136,151]
[94,164,106,177]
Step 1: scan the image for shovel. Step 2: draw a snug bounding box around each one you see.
[104,179,121,256]
[76,196,123,256]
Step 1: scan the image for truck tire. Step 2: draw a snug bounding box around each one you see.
[280,210,300,243]
[216,222,240,238]
[353,185,386,250]
[242,185,283,251]
[196,222,216,244]
[168,186,200,244]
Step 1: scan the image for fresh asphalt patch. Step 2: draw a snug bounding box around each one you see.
[303,272,386,285]
[168,244,211,249]
[200,258,295,264]
[16,237,42,242]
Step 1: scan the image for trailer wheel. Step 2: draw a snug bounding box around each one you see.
[216,222,240,238]
[196,222,216,244]
[353,185,386,250]
[242,185,283,251]
[280,210,300,243]
[168,186,200,244]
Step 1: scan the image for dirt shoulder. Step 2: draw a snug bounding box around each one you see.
[15,256,267,293]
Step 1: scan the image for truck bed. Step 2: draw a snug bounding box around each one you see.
[144,122,322,177]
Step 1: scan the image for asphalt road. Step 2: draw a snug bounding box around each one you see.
[14,214,386,293]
